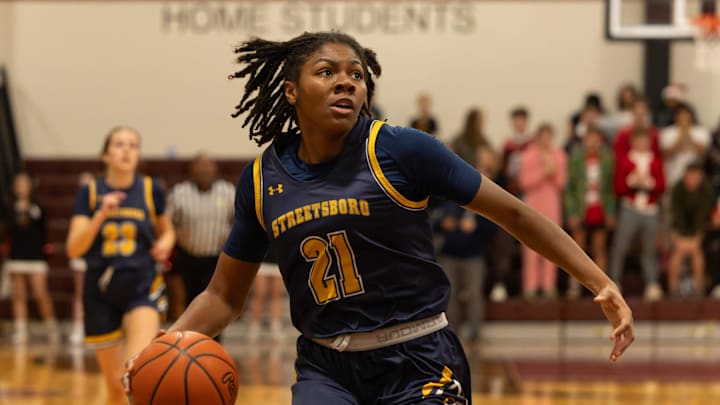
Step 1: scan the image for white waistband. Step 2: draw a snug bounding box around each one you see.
[311,312,448,352]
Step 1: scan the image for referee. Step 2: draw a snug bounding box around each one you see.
[167,154,235,323]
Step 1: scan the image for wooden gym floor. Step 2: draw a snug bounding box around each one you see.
[2,319,720,405]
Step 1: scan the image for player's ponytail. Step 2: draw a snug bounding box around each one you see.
[229,31,382,147]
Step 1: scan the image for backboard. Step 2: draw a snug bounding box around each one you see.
[606,0,718,40]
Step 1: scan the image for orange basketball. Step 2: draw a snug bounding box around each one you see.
[129,330,238,405]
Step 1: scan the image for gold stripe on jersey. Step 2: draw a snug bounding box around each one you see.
[88,179,97,212]
[252,156,267,232]
[366,120,429,210]
[144,176,156,224]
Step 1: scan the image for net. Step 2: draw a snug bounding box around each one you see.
[691,14,720,71]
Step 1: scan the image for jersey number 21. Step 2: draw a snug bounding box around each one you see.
[301,230,364,305]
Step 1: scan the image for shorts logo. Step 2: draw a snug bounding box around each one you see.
[268,184,284,196]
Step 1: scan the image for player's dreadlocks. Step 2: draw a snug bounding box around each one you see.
[228,31,382,146]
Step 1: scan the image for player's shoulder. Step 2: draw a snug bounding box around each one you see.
[374,119,441,152]
[376,119,432,140]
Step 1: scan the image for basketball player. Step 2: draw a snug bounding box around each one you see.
[67,127,175,405]
[130,32,634,404]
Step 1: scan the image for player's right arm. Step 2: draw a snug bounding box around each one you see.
[167,162,268,338]
[66,186,125,259]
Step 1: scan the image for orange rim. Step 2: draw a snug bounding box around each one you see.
[691,14,720,34]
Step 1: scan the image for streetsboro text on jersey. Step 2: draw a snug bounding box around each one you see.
[271,198,370,238]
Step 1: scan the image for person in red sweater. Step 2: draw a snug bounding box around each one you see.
[609,128,666,301]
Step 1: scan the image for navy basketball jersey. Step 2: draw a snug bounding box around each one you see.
[79,176,159,273]
[254,120,450,338]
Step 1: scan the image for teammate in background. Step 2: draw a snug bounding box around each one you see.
[2,172,58,344]
[409,92,439,136]
[66,127,175,405]
[68,171,95,345]
[129,31,634,404]
[166,153,235,339]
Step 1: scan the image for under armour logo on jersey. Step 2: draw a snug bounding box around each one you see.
[268,184,284,196]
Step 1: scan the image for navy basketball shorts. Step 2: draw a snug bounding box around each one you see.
[292,327,471,404]
[83,266,166,348]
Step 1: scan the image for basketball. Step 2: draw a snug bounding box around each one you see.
[129,331,238,405]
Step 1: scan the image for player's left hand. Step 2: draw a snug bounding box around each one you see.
[593,285,634,362]
[150,240,173,263]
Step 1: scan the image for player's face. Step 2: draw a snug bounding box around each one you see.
[285,42,367,139]
[103,129,140,173]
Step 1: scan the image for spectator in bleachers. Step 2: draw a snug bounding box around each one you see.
[67,171,94,345]
[660,104,710,189]
[610,128,666,301]
[452,108,491,167]
[437,146,498,342]
[708,193,720,299]
[667,162,713,298]
[613,97,661,160]
[518,123,567,300]
[703,117,720,190]
[570,93,605,129]
[605,83,640,139]
[409,92,439,137]
[166,153,235,339]
[564,126,616,299]
[2,172,58,344]
[501,107,533,195]
[488,106,532,301]
[654,83,697,128]
[566,103,603,156]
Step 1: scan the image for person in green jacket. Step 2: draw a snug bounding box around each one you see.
[564,126,616,298]
[668,161,714,297]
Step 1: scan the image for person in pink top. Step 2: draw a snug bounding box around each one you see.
[519,124,568,299]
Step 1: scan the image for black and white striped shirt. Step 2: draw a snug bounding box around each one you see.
[167,180,235,257]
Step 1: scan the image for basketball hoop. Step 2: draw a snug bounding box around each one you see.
[691,14,720,72]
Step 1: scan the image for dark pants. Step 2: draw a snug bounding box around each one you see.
[174,246,220,340]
